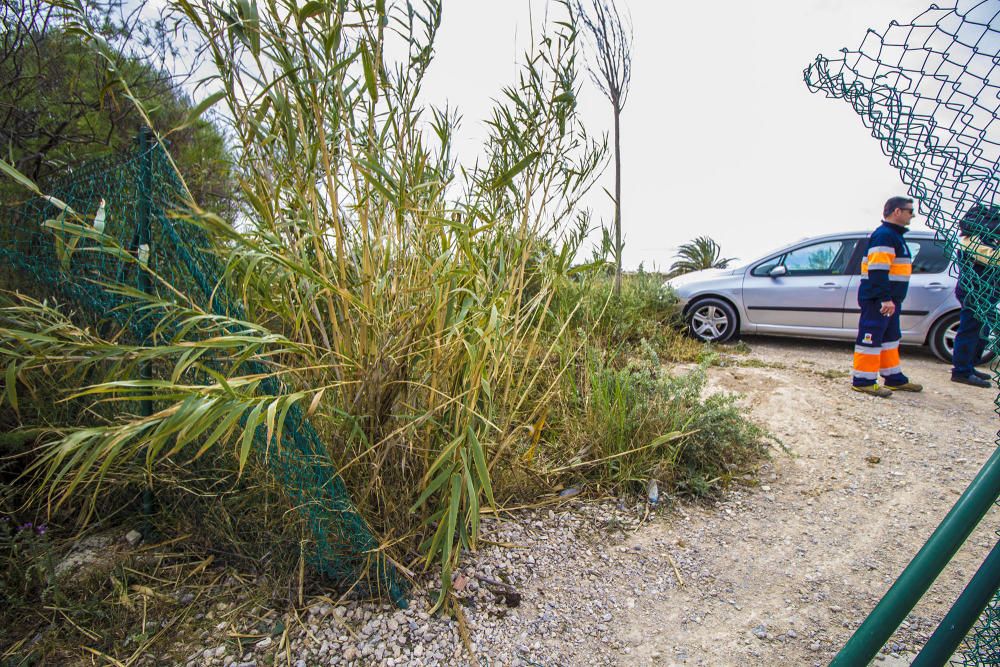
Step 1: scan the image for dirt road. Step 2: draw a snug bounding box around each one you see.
[620,336,999,666]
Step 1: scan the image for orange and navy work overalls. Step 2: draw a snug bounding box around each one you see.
[853,221,912,387]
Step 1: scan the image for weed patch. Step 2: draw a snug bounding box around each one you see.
[536,343,771,499]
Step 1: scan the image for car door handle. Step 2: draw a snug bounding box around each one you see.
[819,283,842,290]
[926,282,948,291]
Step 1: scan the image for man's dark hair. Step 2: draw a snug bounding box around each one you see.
[883,196,914,218]
[959,203,1000,245]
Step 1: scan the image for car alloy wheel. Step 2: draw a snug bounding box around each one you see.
[929,311,995,364]
[942,318,958,358]
[687,298,738,343]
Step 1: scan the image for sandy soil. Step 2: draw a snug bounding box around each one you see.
[620,336,999,666]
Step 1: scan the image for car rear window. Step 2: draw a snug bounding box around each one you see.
[910,239,950,274]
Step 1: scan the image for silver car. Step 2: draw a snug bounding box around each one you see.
[666,230,980,363]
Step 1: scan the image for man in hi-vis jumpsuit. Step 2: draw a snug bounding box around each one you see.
[851,196,925,397]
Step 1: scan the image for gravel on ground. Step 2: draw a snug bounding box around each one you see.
[172,336,999,667]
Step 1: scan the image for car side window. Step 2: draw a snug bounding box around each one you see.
[751,257,783,276]
[752,239,858,277]
[910,239,950,274]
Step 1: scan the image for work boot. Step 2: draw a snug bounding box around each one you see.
[952,373,991,388]
[887,381,923,392]
[852,384,892,398]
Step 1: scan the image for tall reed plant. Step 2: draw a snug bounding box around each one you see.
[1,0,609,606]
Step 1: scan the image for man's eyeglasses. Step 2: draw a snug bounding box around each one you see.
[900,208,915,214]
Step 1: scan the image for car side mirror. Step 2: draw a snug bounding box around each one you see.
[769,265,787,277]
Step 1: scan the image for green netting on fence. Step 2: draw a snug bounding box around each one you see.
[0,132,406,607]
[962,590,1000,664]
[804,1,997,662]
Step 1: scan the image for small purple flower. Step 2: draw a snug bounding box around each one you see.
[36,524,47,535]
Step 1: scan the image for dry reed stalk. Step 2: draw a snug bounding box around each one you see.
[3,0,610,605]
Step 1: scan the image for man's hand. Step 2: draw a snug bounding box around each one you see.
[880,300,896,317]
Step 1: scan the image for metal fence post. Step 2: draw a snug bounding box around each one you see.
[911,539,1000,666]
[831,446,1000,666]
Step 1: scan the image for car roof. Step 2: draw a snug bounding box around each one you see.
[740,229,942,266]
[841,229,938,238]
[795,229,939,242]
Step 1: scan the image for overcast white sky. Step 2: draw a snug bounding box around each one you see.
[145,0,945,268]
[418,0,938,270]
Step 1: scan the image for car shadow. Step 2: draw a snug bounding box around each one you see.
[735,334,945,363]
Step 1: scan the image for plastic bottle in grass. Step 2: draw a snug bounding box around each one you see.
[93,198,106,234]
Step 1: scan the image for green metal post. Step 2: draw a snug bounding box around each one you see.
[137,127,155,533]
[912,539,1000,666]
[831,446,1000,666]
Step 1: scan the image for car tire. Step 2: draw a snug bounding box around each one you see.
[686,297,739,343]
[928,311,996,365]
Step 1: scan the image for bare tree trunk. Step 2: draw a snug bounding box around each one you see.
[576,0,631,296]
[613,105,623,296]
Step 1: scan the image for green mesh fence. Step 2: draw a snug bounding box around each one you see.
[0,132,406,607]
[804,1,997,662]
[963,590,1000,664]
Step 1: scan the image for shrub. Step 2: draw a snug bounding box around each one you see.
[542,348,770,497]
[564,269,703,362]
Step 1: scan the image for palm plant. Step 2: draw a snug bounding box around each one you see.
[669,235,735,276]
